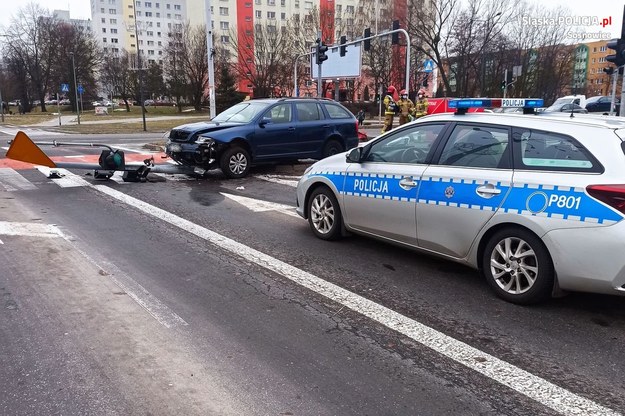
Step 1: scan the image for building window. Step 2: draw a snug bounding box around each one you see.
[220,21,229,30]
[167,13,171,18]
[103,37,107,42]
[101,8,105,13]
[111,38,118,43]
[145,1,151,6]
[221,35,230,43]
[102,28,107,32]
[147,30,153,35]
[305,1,312,9]
[166,3,170,9]
[174,4,181,10]
[245,2,252,7]
[267,0,275,4]
[145,12,152,17]
[156,12,160,17]
[267,11,275,19]
[110,18,117,23]
[281,12,285,20]
[245,16,252,22]
[136,1,141,5]
[600,46,607,52]
[136,11,141,16]
[219,7,228,15]
[101,18,106,23]
[175,14,181,19]
[255,0,261,4]
[281,0,285,5]
[111,28,118,33]
[148,50,155,55]
[255,10,261,18]
[346,5,354,13]
[156,3,160,8]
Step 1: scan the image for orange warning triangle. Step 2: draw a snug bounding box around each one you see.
[5,131,56,168]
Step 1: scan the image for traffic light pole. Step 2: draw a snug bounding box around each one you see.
[301,28,412,98]
[620,68,625,117]
[317,31,323,97]
[610,69,618,116]
[503,69,508,99]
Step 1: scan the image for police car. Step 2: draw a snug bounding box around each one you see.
[295,98,625,304]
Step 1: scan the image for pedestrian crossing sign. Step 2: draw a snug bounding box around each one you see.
[61,83,69,93]
[424,60,434,73]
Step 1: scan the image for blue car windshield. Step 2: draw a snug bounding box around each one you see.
[212,102,267,123]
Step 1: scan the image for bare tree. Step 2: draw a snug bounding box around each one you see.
[100,51,136,112]
[228,21,292,98]
[4,3,59,112]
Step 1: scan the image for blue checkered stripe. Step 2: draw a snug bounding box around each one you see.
[308,171,418,202]
[501,183,622,225]
[418,177,508,211]
[307,172,623,225]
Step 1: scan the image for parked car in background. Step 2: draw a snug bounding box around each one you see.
[584,96,620,114]
[166,98,359,178]
[543,103,588,114]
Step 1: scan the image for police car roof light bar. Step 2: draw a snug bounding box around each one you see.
[449,98,544,115]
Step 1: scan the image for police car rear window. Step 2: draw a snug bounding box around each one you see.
[513,129,601,172]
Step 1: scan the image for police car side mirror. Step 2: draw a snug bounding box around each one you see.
[346,147,362,163]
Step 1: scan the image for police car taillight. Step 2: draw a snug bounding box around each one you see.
[586,184,625,214]
[449,98,544,114]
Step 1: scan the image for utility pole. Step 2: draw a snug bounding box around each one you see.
[70,52,80,125]
[205,0,216,119]
[503,69,508,99]
[132,4,147,131]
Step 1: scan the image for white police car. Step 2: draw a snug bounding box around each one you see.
[296,98,625,304]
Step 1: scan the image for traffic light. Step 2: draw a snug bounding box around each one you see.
[422,74,429,87]
[391,20,400,45]
[363,28,371,51]
[606,38,625,67]
[500,80,506,91]
[98,149,125,170]
[316,39,328,65]
[340,36,347,57]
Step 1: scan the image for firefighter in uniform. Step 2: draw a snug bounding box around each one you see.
[414,89,429,119]
[382,85,398,133]
[397,89,414,125]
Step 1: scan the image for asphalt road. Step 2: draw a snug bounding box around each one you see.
[1,132,624,415]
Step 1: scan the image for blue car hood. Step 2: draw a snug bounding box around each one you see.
[175,121,244,133]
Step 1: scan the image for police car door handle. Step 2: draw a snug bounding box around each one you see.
[399,176,418,190]
[476,185,501,196]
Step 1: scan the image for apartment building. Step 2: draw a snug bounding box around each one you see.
[90,0,187,66]
[91,0,410,96]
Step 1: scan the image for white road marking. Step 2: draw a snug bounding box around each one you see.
[256,174,300,188]
[93,184,619,416]
[35,166,91,188]
[0,168,37,191]
[63,238,188,329]
[0,128,64,137]
[220,192,299,218]
[0,221,65,239]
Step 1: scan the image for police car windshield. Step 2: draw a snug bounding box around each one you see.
[212,102,267,123]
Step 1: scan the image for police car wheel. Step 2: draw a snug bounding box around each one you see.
[482,228,554,305]
[220,146,250,179]
[322,140,343,159]
[307,187,342,240]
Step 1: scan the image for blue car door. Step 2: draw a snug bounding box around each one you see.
[294,102,327,157]
[253,103,298,160]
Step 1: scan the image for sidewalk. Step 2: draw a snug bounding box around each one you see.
[31,114,207,127]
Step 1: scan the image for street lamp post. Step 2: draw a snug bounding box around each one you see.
[69,52,80,125]
[132,2,147,131]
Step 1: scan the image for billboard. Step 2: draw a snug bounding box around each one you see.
[311,43,362,79]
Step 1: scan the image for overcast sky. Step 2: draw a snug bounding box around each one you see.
[0,0,623,38]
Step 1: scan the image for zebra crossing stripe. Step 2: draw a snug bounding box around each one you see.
[0,168,37,191]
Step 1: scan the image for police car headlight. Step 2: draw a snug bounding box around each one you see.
[195,136,214,145]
